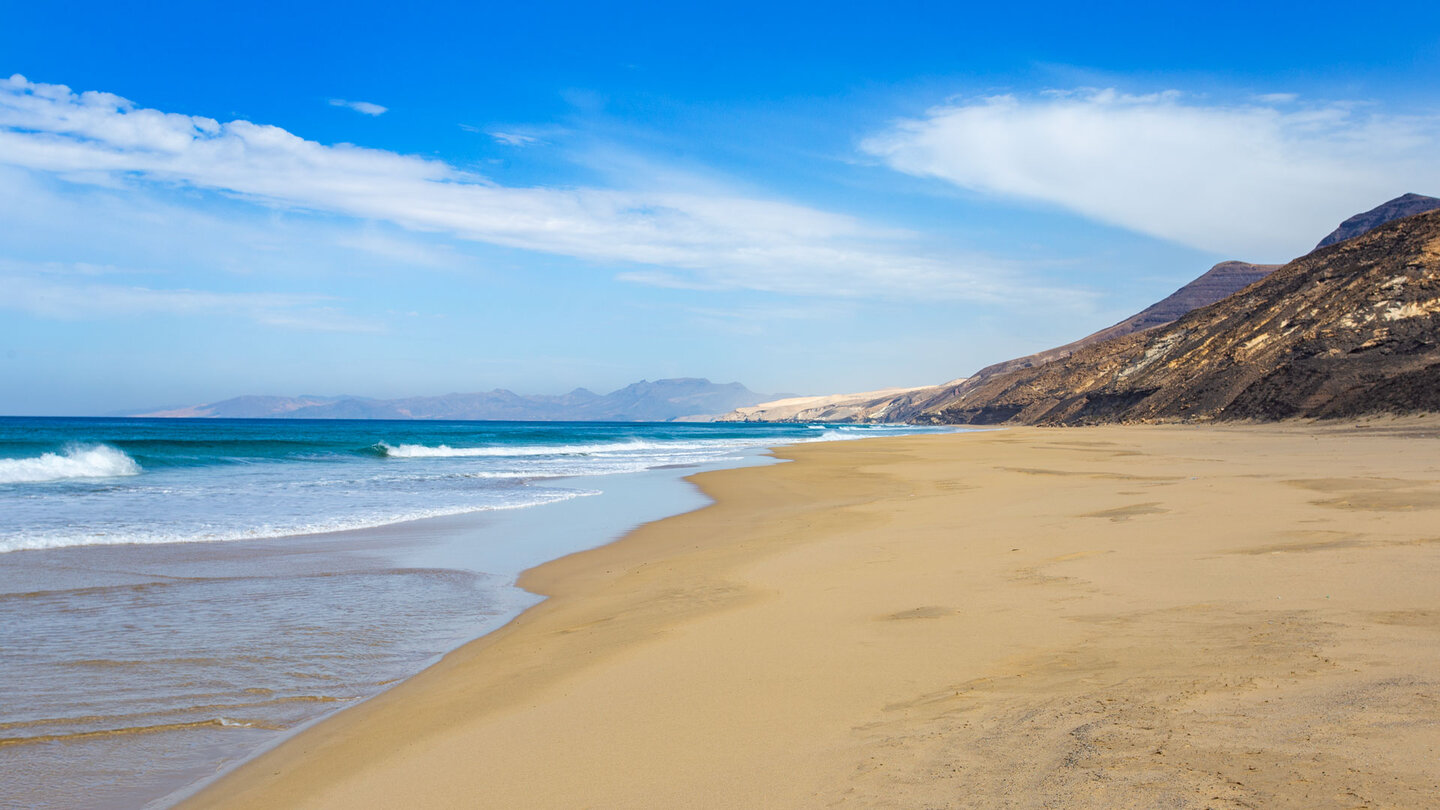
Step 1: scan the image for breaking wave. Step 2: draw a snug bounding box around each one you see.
[0,446,141,484]
[0,488,596,553]
[377,439,752,458]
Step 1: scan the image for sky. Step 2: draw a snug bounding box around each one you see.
[2,1,1439,414]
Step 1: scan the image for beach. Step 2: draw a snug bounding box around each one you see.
[2,419,927,808]
[186,422,1440,809]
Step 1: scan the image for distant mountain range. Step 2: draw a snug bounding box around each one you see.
[721,192,1440,425]
[136,378,782,422]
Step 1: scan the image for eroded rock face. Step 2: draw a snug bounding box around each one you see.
[911,209,1440,425]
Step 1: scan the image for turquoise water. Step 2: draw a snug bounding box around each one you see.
[0,417,949,808]
[0,417,915,552]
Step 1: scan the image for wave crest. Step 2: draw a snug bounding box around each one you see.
[377,440,718,458]
[0,445,142,484]
[377,442,506,458]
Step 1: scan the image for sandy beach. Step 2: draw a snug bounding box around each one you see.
[186,422,1440,809]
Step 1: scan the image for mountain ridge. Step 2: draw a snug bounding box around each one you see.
[137,378,781,423]
[1315,193,1440,249]
[904,207,1440,425]
[720,259,1282,423]
[718,192,1438,424]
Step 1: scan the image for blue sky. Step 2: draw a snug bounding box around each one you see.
[3,1,1439,414]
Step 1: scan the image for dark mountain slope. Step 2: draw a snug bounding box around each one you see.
[1315,193,1440,249]
[908,208,1440,425]
[881,260,1280,420]
[977,260,1278,380]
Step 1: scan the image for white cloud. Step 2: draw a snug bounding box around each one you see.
[0,74,1019,300]
[330,98,388,116]
[862,88,1440,259]
[0,163,471,278]
[489,130,538,146]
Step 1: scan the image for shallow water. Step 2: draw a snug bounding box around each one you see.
[0,418,952,808]
[0,537,513,809]
[1,418,893,552]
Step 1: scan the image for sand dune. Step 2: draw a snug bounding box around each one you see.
[717,382,963,423]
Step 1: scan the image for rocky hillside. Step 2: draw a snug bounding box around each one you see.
[714,193,1439,425]
[716,260,1281,424]
[138,378,778,422]
[903,208,1440,425]
[1315,193,1440,249]
[958,260,1279,383]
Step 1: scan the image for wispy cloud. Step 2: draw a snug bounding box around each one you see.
[0,264,379,332]
[488,130,538,146]
[863,88,1440,259]
[329,98,388,116]
[0,74,1024,301]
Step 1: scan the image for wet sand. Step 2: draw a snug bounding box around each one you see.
[186,422,1440,808]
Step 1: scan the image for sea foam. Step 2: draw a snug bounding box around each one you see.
[376,430,899,460]
[0,445,141,484]
[378,439,755,458]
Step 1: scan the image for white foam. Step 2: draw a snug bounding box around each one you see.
[380,439,758,459]
[0,445,141,484]
[379,427,945,461]
[0,488,599,553]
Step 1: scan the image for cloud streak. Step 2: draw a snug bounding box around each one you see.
[330,98,388,116]
[862,88,1440,259]
[488,130,538,146]
[0,265,379,332]
[0,75,1010,300]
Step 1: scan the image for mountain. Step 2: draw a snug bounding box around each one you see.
[573,379,778,421]
[714,193,1438,425]
[716,260,1281,424]
[901,208,1440,425]
[1315,193,1440,249]
[135,379,777,422]
[970,259,1280,381]
[142,395,356,419]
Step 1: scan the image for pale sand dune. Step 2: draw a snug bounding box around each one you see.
[716,381,963,422]
[187,423,1440,808]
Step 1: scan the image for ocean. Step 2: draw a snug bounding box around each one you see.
[0,417,948,808]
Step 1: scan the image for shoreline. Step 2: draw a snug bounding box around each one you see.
[145,450,777,808]
[3,434,808,810]
[185,422,1440,808]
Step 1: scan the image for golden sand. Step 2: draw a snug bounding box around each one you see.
[187,423,1440,808]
